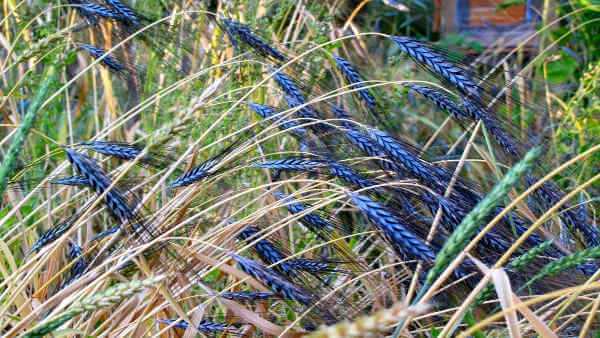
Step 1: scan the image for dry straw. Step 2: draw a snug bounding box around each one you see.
[5,2,596,337]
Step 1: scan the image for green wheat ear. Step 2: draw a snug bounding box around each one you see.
[474,240,553,306]
[520,246,600,292]
[0,66,58,197]
[23,276,164,338]
[424,146,542,292]
[390,146,542,338]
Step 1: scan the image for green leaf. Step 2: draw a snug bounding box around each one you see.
[578,0,600,10]
[497,0,526,10]
[464,311,487,338]
[546,52,579,84]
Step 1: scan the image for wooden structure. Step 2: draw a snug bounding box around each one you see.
[434,0,544,48]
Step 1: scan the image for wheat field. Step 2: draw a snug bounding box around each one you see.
[0,1,598,337]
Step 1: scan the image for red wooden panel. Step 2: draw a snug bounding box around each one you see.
[468,0,526,26]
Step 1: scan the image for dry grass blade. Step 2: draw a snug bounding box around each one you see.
[490,268,521,338]
[510,294,556,338]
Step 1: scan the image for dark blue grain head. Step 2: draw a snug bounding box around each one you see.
[331,105,356,129]
[230,254,313,305]
[169,137,245,189]
[271,69,307,106]
[237,226,295,276]
[251,158,324,172]
[332,122,401,174]
[273,191,336,233]
[528,177,600,248]
[283,94,320,121]
[219,290,277,302]
[249,102,308,137]
[64,148,108,189]
[62,241,87,287]
[249,102,276,120]
[462,98,522,158]
[67,241,84,259]
[503,209,546,247]
[422,192,512,253]
[67,0,98,25]
[333,55,377,111]
[342,129,385,160]
[29,215,78,254]
[81,141,142,160]
[78,44,128,75]
[64,149,135,223]
[288,258,341,274]
[168,159,219,188]
[104,0,141,26]
[391,36,481,99]
[90,226,121,242]
[221,18,286,61]
[367,128,447,191]
[284,96,336,135]
[326,160,378,191]
[50,176,90,187]
[268,69,333,134]
[349,192,437,263]
[79,3,121,22]
[578,193,590,228]
[157,318,236,335]
[406,84,471,121]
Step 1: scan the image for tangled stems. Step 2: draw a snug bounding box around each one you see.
[23,276,163,337]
